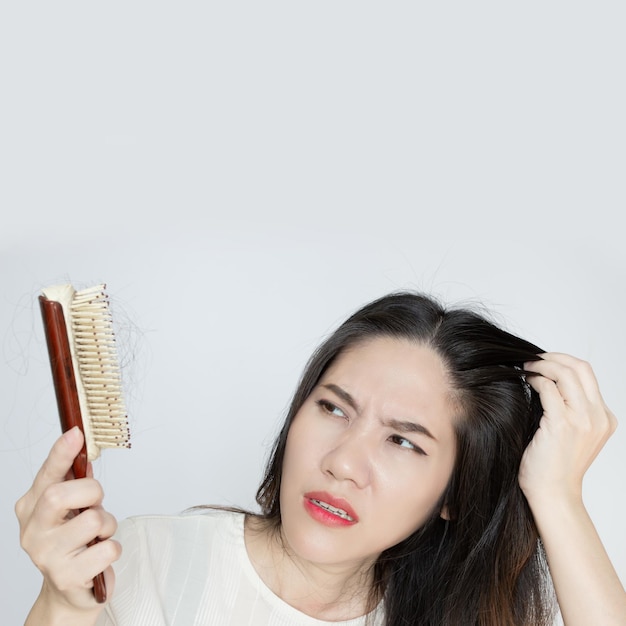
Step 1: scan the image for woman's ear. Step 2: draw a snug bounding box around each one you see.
[440,505,451,521]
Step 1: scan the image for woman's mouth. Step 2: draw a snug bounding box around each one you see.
[310,498,355,521]
[303,492,358,526]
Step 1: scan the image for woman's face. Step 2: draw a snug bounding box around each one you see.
[279,336,458,571]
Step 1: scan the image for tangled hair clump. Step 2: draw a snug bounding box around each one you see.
[256,291,556,626]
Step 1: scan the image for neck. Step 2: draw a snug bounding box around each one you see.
[245,516,379,621]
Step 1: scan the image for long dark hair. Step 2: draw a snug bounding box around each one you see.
[256,291,555,625]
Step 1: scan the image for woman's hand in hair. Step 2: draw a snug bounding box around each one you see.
[518,356,625,624]
[518,352,617,504]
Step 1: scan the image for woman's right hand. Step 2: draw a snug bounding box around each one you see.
[15,426,120,622]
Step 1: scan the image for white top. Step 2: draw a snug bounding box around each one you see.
[98,509,385,626]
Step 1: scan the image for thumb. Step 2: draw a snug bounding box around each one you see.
[35,427,85,496]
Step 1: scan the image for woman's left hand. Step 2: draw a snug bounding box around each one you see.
[518,354,625,625]
[518,352,617,505]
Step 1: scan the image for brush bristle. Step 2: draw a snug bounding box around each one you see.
[70,285,131,457]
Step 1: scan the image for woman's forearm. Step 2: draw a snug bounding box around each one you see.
[520,356,624,624]
[529,495,626,626]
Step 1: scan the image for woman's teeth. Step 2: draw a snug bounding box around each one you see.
[310,499,355,522]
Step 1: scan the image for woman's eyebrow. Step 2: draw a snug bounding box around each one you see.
[321,383,437,442]
[383,418,437,442]
[321,383,362,413]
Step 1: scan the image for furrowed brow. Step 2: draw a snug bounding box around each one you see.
[321,384,362,414]
[384,418,437,441]
[321,383,437,442]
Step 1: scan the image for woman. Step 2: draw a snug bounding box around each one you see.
[16,291,625,625]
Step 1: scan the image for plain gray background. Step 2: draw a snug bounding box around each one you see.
[1,3,624,624]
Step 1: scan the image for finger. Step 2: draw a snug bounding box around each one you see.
[33,428,85,499]
[47,538,121,596]
[526,357,617,449]
[102,562,116,600]
[525,373,567,417]
[33,478,105,528]
[57,508,118,553]
[527,353,601,400]
[606,406,619,434]
[524,358,589,409]
[525,356,616,437]
[15,428,86,523]
[74,538,122,587]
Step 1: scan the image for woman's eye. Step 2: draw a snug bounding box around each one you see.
[389,434,426,455]
[317,399,347,418]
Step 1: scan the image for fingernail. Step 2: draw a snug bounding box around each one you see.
[63,426,81,442]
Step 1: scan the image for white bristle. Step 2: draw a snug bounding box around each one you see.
[69,284,130,458]
[40,283,131,461]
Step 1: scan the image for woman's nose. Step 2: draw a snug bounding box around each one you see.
[321,431,373,489]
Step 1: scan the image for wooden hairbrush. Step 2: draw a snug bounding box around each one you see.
[39,284,131,604]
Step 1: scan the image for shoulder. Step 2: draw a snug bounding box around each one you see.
[106,508,250,624]
[116,507,244,543]
[111,508,248,590]
[118,506,244,529]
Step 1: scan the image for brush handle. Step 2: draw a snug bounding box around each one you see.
[39,295,107,604]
